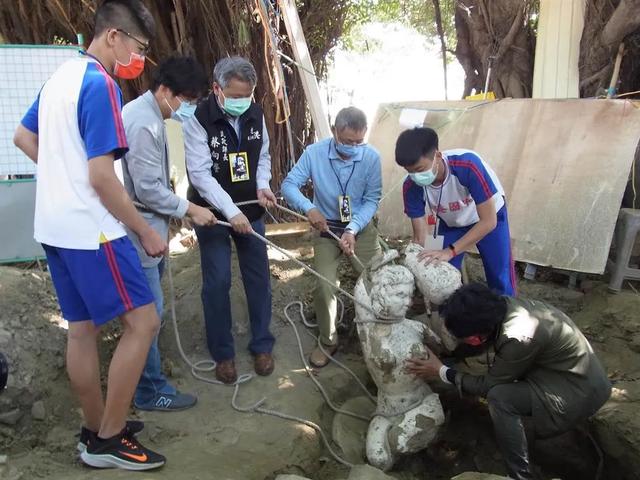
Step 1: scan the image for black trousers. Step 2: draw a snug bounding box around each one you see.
[487,382,535,480]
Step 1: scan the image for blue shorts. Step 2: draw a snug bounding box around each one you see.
[438,205,517,296]
[43,237,154,325]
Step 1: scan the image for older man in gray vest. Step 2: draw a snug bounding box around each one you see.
[183,56,276,384]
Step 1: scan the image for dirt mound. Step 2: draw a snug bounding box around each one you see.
[0,267,75,458]
[0,238,374,480]
[573,287,640,479]
[2,240,640,480]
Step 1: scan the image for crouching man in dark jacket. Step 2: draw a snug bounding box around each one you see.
[406,283,611,480]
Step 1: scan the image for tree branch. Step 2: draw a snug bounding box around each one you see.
[579,63,610,89]
[602,0,640,49]
[432,0,449,99]
[494,3,526,62]
[477,0,494,39]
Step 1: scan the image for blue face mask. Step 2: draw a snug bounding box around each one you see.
[409,158,439,186]
[174,101,197,121]
[165,96,196,122]
[336,142,361,158]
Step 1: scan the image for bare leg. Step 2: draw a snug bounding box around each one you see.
[99,303,159,438]
[67,320,103,432]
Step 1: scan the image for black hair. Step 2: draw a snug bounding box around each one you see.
[439,283,507,338]
[94,0,155,40]
[395,127,439,167]
[151,55,209,99]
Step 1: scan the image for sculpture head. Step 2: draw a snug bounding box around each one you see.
[369,264,415,319]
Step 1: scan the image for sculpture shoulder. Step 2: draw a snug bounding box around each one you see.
[403,318,426,333]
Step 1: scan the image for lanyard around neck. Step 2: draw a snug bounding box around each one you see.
[328,140,356,196]
[425,184,444,239]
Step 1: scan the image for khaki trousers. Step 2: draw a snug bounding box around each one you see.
[312,222,382,346]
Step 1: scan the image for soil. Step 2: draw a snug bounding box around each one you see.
[0,236,639,480]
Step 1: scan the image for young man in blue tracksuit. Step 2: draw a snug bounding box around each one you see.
[396,127,517,296]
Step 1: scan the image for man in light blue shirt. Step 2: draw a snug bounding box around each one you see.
[282,106,382,368]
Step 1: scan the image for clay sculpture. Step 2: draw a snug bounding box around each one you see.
[354,244,461,470]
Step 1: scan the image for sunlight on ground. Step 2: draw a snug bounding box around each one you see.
[278,375,296,390]
[611,387,629,401]
[322,22,465,130]
[272,267,306,282]
[268,245,303,261]
[293,422,318,437]
[291,368,311,375]
[48,313,68,330]
[169,229,196,254]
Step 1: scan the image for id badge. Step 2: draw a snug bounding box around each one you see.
[229,152,250,182]
[425,234,444,251]
[424,216,444,250]
[338,195,352,222]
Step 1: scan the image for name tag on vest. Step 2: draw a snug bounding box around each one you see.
[229,152,250,182]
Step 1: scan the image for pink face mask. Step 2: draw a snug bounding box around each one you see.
[113,52,145,80]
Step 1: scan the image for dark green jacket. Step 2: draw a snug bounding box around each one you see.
[456,297,611,437]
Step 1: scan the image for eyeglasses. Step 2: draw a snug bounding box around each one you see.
[336,136,366,146]
[116,28,150,55]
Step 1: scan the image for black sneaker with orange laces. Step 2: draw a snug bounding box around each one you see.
[80,428,165,471]
[76,420,144,453]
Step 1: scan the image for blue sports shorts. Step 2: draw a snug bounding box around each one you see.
[43,237,154,325]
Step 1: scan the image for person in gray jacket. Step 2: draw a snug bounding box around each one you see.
[121,55,216,411]
[406,283,611,480]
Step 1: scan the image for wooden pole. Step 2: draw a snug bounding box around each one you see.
[607,42,625,99]
[278,0,332,140]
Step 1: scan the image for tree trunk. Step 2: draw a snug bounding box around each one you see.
[579,0,640,97]
[0,0,354,198]
[453,0,536,98]
[432,0,449,99]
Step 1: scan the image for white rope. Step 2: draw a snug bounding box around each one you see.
[203,215,399,323]
[140,198,416,466]
[298,296,344,329]
[283,301,376,405]
[237,200,366,271]
[166,253,254,387]
[280,301,432,418]
[165,251,358,466]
